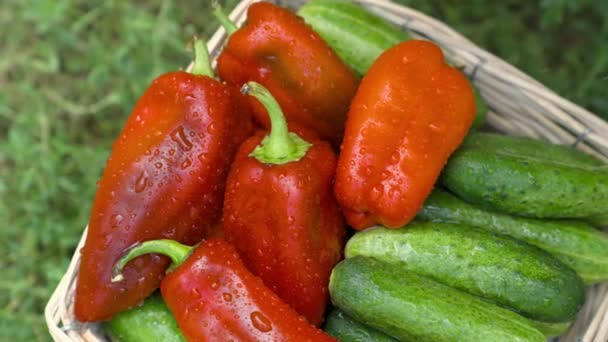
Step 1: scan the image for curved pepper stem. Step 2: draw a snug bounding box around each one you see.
[242,82,312,165]
[111,240,193,282]
[212,1,238,35]
[191,37,214,78]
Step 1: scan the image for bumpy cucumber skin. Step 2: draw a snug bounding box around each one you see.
[587,212,608,227]
[324,308,399,342]
[106,293,185,342]
[345,222,585,322]
[457,132,604,166]
[298,0,409,76]
[418,189,608,284]
[330,257,546,342]
[441,132,608,219]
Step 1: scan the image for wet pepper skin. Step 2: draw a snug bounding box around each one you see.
[75,71,253,321]
[335,40,476,230]
[216,2,358,146]
[162,239,337,342]
[223,126,345,326]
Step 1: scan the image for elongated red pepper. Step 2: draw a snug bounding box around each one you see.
[75,39,253,321]
[223,82,345,326]
[334,40,476,230]
[112,239,337,342]
[215,2,358,146]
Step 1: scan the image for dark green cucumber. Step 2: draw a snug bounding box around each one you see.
[106,293,185,342]
[324,308,399,342]
[456,132,604,166]
[345,222,585,322]
[472,86,487,129]
[330,257,546,342]
[587,212,608,227]
[418,189,608,284]
[298,0,409,76]
[441,132,608,219]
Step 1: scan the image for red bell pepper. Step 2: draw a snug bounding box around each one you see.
[112,239,337,342]
[223,82,345,325]
[214,2,358,146]
[334,40,476,230]
[75,39,254,321]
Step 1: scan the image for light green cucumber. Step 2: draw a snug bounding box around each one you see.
[418,189,608,284]
[441,132,608,219]
[330,256,546,342]
[298,0,409,76]
[529,320,571,338]
[345,222,585,322]
[324,308,399,342]
[106,292,185,342]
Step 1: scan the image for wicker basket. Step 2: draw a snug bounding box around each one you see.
[45,0,608,341]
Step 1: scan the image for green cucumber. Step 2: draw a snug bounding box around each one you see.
[298,0,488,129]
[345,222,585,322]
[587,212,608,227]
[324,308,399,342]
[418,189,608,284]
[330,256,546,342]
[298,0,409,76]
[441,132,608,219]
[106,292,185,342]
[529,320,571,338]
[472,86,487,129]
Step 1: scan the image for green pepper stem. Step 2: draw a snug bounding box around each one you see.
[190,37,214,77]
[241,82,312,165]
[212,1,238,35]
[111,240,193,282]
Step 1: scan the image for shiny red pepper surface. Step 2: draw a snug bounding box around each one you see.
[113,239,335,342]
[334,40,476,230]
[155,239,336,342]
[216,2,358,146]
[75,43,253,321]
[223,83,345,326]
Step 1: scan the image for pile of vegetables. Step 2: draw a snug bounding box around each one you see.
[71,1,608,341]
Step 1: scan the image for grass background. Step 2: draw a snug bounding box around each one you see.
[1,0,606,340]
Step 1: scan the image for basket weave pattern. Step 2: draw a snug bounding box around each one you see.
[45,0,608,341]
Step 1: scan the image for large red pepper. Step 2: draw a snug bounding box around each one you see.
[112,239,337,342]
[334,40,476,230]
[214,2,358,146]
[223,82,345,325]
[75,39,253,321]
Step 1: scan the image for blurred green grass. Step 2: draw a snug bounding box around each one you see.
[0,0,606,340]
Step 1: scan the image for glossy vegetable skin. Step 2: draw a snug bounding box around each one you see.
[223,82,345,325]
[330,257,546,342]
[345,223,585,322]
[113,239,337,342]
[106,292,185,342]
[441,132,608,219]
[418,189,608,284]
[334,40,476,230]
[75,41,253,321]
[216,1,358,146]
[324,308,398,342]
[298,0,487,129]
[297,0,410,76]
